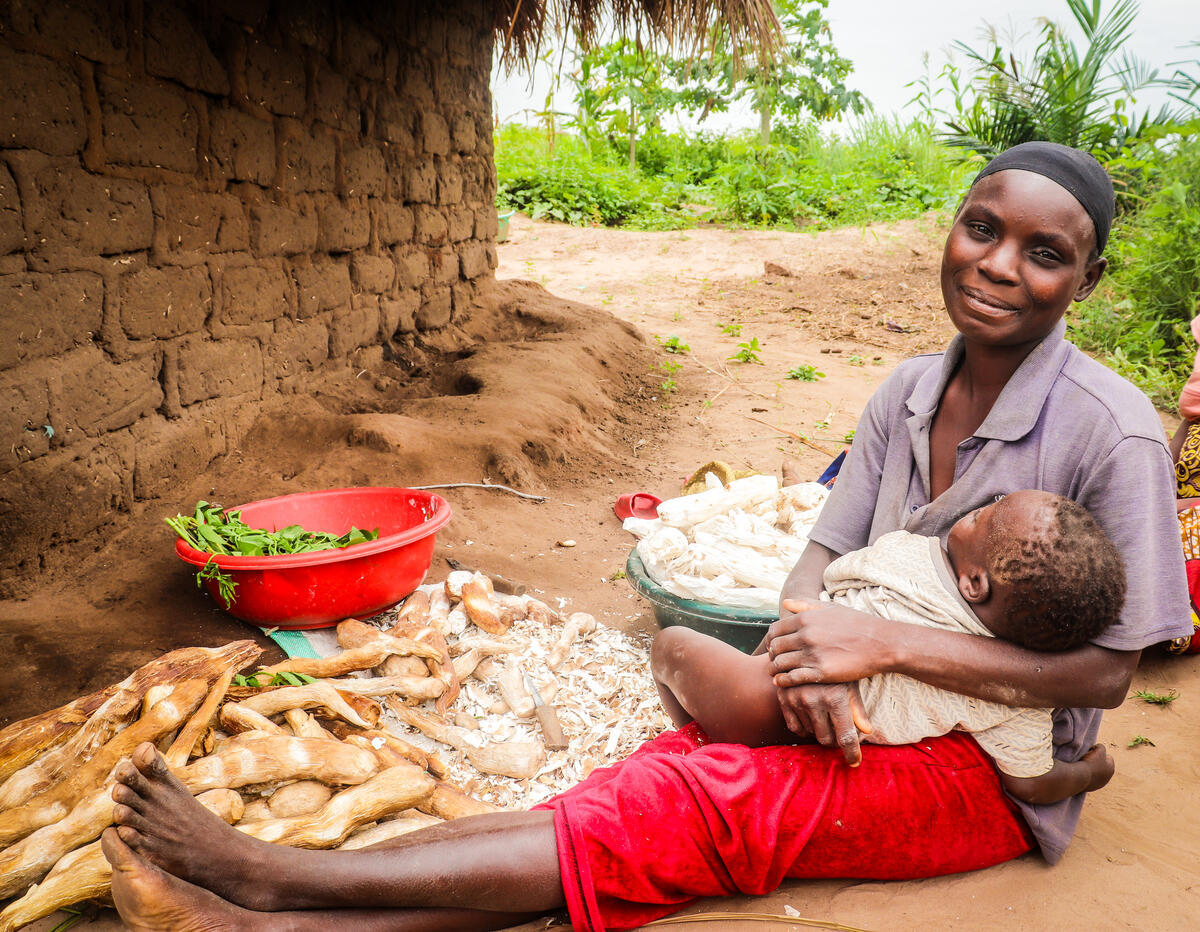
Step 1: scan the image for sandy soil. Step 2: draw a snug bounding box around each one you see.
[6,213,1199,930]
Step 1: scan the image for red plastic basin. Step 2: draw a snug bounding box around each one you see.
[174,487,452,629]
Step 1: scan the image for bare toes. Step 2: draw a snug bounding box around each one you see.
[112,782,146,810]
[133,742,169,777]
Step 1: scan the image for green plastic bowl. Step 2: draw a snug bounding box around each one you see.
[626,549,775,654]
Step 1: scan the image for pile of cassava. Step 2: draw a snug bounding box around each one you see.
[0,571,667,930]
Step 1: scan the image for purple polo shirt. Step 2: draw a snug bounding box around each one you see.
[810,319,1191,863]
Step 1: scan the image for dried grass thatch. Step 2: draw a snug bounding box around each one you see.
[492,0,780,68]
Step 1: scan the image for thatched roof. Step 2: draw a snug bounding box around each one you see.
[492,0,781,67]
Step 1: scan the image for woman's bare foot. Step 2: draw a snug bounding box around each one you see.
[781,458,802,487]
[111,742,291,911]
[102,827,266,931]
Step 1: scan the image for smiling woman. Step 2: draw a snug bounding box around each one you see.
[96,143,1193,932]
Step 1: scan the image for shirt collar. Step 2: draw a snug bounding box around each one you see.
[905,319,1071,442]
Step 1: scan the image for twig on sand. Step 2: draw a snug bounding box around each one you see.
[743,417,839,457]
[687,356,776,403]
[410,482,546,503]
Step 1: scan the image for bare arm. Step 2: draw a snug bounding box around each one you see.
[769,600,1140,710]
[766,542,873,764]
[1000,744,1114,806]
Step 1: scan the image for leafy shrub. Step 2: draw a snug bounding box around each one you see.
[1070,126,1200,407]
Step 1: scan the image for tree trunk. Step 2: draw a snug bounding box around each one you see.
[759,106,771,146]
[628,99,637,170]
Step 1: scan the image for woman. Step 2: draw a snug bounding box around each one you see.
[1168,316,1200,653]
[100,144,1191,932]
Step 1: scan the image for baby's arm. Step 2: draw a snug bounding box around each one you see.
[999,745,1115,805]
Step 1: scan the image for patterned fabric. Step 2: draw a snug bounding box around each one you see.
[823,531,1053,777]
[1175,420,1200,498]
[1170,420,1200,654]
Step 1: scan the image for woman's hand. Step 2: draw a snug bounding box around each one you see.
[767,599,893,686]
[775,682,873,766]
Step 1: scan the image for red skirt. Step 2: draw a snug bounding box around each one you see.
[534,726,1034,931]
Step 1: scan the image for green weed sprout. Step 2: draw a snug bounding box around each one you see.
[720,322,743,337]
[728,338,764,364]
[655,334,691,353]
[786,364,825,382]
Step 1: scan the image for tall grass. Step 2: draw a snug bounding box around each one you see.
[494,118,975,230]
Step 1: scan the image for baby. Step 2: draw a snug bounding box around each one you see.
[651,490,1127,805]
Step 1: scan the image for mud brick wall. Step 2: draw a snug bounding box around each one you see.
[0,0,498,582]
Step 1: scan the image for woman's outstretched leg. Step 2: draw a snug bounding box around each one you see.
[103,827,546,932]
[111,743,564,916]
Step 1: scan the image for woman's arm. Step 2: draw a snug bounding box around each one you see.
[767,601,1140,709]
[765,542,873,764]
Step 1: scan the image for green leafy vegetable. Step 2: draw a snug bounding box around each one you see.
[233,672,319,688]
[166,501,380,556]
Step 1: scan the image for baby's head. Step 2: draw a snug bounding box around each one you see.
[947,490,1126,651]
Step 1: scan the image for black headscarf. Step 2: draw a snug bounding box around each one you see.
[971,142,1115,255]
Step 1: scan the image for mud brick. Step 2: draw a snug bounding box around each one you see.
[145,4,229,96]
[430,245,459,285]
[341,19,385,80]
[314,67,357,132]
[280,4,335,56]
[206,0,271,27]
[485,243,498,270]
[458,241,489,281]
[451,114,477,153]
[154,186,221,253]
[394,246,429,288]
[0,271,104,369]
[132,413,226,499]
[245,40,306,117]
[8,153,152,256]
[265,317,329,378]
[292,261,352,316]
[415,286,451,330]
[215,200,251,252]
[419,111,452,156]
[317,197,370,252]
[120,265,210,340]
[98,74,198,173]
[398,64,435,108]
[0,367,51,471]
[344,145,387,197]
[473,206,498,241]
[176,337,263,405]
[0,51,86,156]
[451,281,479,316]
[437,168,464,206]
[380,290,419,336]
[4,439,130,569]
[219,264,291,326]
[250,202,319,256]
[283,128,337,192]
[328,300,379,357]
[210,108,276,186]
[414,205,448,245]
[447,205,473,242]
[0,165,24,255]
[49,346,162,440]
[376,94,415,148]
[351,255,394,294]
[406,161,437,203]
[375,201,414,246]
[9,0,127,64]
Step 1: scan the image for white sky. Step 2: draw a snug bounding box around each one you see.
[491,0,1200,131]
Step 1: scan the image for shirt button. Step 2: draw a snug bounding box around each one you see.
[910,504,920,513]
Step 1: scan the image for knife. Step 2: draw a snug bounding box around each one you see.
[523,673,567,750]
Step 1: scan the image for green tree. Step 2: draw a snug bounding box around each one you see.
[576,39,676,168]
[668,0,867,143]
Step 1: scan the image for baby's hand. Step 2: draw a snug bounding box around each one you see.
[1082,744,1115,792]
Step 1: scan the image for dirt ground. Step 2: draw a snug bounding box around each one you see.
[5,213,1199,930]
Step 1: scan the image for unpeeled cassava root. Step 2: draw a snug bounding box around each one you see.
[180,735,379,793]
[0,789,244,932]
[0,641,260,787]
[0,679,208,848]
